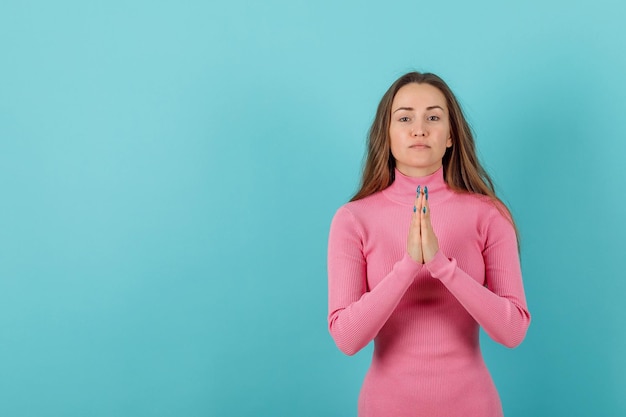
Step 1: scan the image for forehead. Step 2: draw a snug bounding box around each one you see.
[392,83,447,109]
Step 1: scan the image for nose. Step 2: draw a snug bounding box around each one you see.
[411,119,426,136]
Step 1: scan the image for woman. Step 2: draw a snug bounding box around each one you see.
[327,72,531,416]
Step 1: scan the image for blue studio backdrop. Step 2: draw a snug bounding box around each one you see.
[1,1,625,416]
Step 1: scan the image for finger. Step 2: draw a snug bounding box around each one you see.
[410,204,419,231]
[420,188,432,230]
[420,189,439,263]
[412,186,424,224]
[413,185,422,214]
[412,187,424,226]
[410,189,420,234]
[408,191,423,263]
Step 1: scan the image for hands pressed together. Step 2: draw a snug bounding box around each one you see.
[407,186,440,264]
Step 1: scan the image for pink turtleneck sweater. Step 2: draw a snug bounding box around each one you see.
[327,167,530,417]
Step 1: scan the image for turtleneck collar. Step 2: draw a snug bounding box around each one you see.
[382,166,449,206]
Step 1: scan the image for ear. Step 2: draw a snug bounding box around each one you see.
[446,136,453,148]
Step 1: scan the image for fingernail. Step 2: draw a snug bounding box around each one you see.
[423,207,426,214]
[413,205,416,213]
[425,186,429,200]
[416,185,421,195]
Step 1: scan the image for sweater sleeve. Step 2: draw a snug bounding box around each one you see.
[425,209,531,348]
[327,206,422,356]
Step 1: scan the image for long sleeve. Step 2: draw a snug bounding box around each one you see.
[326,168,529,416]
[327,206,422,355]
[425,209,531,348]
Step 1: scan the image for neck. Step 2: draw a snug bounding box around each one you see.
[382,166,449,206]
[395,163,442,178]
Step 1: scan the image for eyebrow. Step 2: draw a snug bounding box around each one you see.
[392,105,445,114]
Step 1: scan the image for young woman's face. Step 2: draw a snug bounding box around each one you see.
[389,83,452,177]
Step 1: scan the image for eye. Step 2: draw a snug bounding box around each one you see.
[398,116,410,122]
[427,115,440,121]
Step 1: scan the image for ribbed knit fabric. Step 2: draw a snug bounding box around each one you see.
[327,167,531,417]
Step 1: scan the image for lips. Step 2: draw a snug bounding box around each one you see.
[409,143,430,149]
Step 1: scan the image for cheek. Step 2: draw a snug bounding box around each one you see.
[388,130,401,156]
[434,136,450,155]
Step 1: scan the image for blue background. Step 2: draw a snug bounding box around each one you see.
[1,1,625,416]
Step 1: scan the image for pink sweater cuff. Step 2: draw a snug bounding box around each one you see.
[424,250,456,282]
[396,252,424,280]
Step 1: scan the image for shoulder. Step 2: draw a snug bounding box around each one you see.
[329,191,387,235]
[452,191,510,218]
[450,191,516,237]
[471,194,517,247]
[334,191,386,219]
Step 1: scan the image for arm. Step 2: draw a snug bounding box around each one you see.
[425,209,531,348]
[327,206,422,355]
